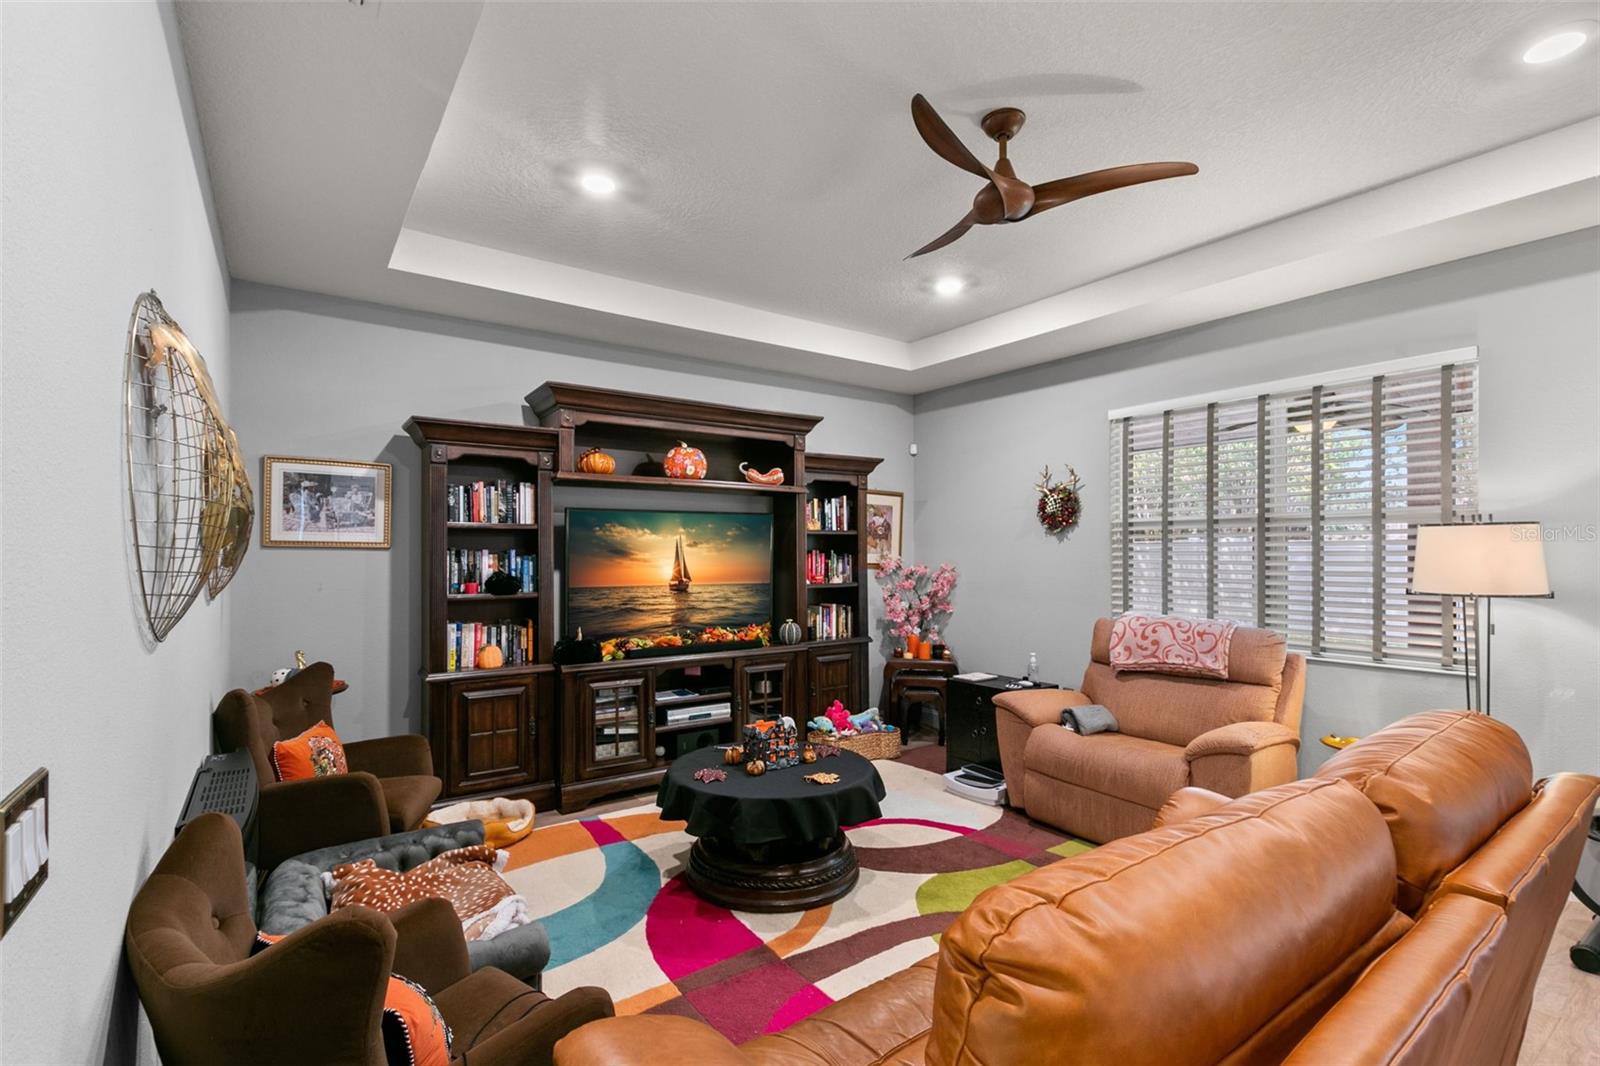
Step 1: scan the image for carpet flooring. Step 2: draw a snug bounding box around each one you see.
[500,749,1088,1043]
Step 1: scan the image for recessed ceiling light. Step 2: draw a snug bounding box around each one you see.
[1523,29,1588,64]
[579,171,618,197]
[933,276,965,297]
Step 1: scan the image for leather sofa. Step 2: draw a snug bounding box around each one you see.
[553,711,1599,1066]
[126,812,613,1066]
[993,617,1305,842]
[214,662,443,869]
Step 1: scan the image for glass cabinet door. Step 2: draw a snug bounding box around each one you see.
[738,659,792,724]
[585,677,649,772]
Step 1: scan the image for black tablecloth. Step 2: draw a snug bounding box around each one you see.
[656,745,885,846]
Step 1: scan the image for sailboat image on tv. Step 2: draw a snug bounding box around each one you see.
[669,535,692,592]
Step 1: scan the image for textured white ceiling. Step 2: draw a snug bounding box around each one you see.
[403,1,1600,341]
[176,1,1600,392]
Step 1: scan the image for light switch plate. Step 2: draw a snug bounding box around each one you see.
[0,768,48,939]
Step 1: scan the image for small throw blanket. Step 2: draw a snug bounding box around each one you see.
[327,845,530,942]
[1061,704,1119,735]
[1109,614,1237,679]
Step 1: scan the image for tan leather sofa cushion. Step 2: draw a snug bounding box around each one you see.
[1080,662,1279,748]
[739,954,939,1065]
[1284,892,1508,1066]
[928,778,1405,1066]
[1314,710,1533,914]
[1024,728,1190,810]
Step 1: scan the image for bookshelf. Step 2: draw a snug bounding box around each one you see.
[803,453,878,647]
[405,417,561,803]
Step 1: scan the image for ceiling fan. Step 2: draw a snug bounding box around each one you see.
[906,93,1199,259]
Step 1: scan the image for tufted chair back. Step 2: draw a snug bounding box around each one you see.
[213,662,336,784]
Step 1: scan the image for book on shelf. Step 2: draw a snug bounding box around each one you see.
[807,603,854,641]
[805,494,852,532]
[447,479,536,524]
[448,548,537,593]
[446,619,535,672]
[805,549,854,584]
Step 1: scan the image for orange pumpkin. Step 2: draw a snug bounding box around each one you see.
[744,759,766,776]
[723,746,744,765]
[476,645,505,669]
[663,442,708,480]
[578,448,617,475]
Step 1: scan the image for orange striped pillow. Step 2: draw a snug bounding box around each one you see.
[270,720,348,782]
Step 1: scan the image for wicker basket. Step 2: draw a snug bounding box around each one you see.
[809,729,901,761]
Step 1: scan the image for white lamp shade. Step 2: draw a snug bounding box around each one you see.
[1411,522,1552,597]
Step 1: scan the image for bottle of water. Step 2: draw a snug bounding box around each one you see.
[1026,652,1040,683]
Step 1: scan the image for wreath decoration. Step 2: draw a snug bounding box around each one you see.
[1035,464,1082,534]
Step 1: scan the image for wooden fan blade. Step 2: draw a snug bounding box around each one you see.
[911,94,991,181]
[1029,162,1198,216]
[905,210,977,259]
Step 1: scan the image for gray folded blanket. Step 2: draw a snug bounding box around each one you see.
[1061,704,1119,735]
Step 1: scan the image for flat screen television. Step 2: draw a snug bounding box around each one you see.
[564,508,773,643]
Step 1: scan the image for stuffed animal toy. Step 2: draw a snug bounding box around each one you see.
[807,716,836,735]
[824,701,854,736]
[848,710,880,734]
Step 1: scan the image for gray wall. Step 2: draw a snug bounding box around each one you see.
[0,3,234,1062]
[225,284,916,742]
[914,230,1600,779]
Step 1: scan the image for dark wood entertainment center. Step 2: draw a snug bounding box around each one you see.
[407,385,881,813]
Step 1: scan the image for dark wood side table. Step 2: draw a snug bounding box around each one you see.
[880,656,959,742]
[945,675,1059,774]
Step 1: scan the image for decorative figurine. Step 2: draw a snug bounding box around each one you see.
[778,618,804,645]
[723,745,745,766]
[577,448,617,474]
[663,442,708,480]
[801,745,818,764]
[744,759,766,777]
[738,462,785,486]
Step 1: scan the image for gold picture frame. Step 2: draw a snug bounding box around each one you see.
[865,489,904,570]
[262,455,392,549]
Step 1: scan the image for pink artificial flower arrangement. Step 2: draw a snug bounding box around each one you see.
[875,556,958,641]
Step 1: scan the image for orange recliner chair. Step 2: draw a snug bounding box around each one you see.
[993,618,1305,842]
[214,662,442,869]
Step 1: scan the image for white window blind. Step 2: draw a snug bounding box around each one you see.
[1109,358,1478,668]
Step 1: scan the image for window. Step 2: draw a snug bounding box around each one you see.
[1108,355,1478,668]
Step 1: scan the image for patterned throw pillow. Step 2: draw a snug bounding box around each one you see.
[1109,613,1237,679]
[270,720,349,782]
[253,933,453,1066]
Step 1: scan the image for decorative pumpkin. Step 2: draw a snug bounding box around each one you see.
[723,745,745,766]
[738,462,785,486]
[744,759,766,777]
[578,448,617,475]
[476,645,505,670]
[778,618,803,645]
[663,442,708,480]
[801,746,818,764]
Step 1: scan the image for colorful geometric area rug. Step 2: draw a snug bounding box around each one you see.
[499,755,1091,1043]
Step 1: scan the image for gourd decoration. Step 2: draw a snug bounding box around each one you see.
[744,759,766,777]
[723,745,745,766]
[778,618,803,645]
[738,462,785,486]
[578,448,617,475]
[663,442,708,480]
[1035,464,1083,535]
[801,745,818,764]
[477,644,505,669]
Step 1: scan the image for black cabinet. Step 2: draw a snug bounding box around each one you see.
[945,676,1058,774]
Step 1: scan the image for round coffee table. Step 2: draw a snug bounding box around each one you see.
[656,745,886,912]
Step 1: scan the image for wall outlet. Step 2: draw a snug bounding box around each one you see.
[0,768,48,940]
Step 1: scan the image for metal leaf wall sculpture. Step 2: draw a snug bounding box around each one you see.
[124,291,254,641]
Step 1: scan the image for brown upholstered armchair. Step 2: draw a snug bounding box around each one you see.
[214,662,442,870]
[994,618,1305,843]
[127,813,613,1066]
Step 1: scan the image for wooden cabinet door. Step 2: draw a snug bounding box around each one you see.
[446,676,536,794]
[736,655,796,725]
[807,647,859,717]
[576,675,654,780]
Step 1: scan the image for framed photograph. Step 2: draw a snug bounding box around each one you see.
[865,489,904,570]
[262,456,391,549]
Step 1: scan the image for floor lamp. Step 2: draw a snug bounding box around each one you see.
[1411,520,1552,716]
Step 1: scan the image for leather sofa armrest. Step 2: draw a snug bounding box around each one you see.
[992,687,1092,729]
[555,1015,748,1066]
[1153,786,1232,828]
[470,986,615,1066]
[344,734,435,779]
[1185,721,1301,797]
[388,898,471,995]
[258,772,390,871]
